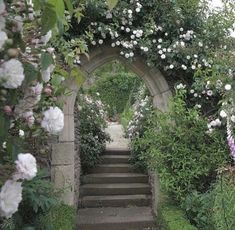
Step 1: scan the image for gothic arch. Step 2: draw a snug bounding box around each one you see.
[51,45,172,206]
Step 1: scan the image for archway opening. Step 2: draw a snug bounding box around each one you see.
[51,46,172,208]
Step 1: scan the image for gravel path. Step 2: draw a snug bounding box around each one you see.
[105,122,130,150]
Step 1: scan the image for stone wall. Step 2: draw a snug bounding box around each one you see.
[74,101,81,207]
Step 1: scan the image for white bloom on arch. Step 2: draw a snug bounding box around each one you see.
[224,84,231,91]
[231,115,235,123]
[19,130,24,137]
[0,59,25,88]
[14,153,37,180]
[0,180,23,219]
[41,107,64,134]
[220,110,227,118]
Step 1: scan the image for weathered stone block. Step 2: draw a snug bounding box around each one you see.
[51,142,75,165]
[51,164,75,206]
[59,114,75,142]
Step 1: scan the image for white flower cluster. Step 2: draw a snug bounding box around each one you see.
[0,153,37,219]
[0,59,25,89]
[41,106,64,135]
[207,118,222,133]
[127,95,151,139]
[82,95,107,121]
[14,82,43,118]
[176,83,186,90]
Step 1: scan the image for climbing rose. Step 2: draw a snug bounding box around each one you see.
[0,59,25,88]
[23,111,35,127]
[0,180,22,219]
[41,106,64,134]
[14,153,37,180]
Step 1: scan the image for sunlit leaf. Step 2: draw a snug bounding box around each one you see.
[107,0,119,10]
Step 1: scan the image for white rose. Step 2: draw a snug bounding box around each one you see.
[19,130,24,137]
[23,111,35,127]
[14,153,37,180]
[41,64,55,82]
[215,118,221,127]
[41,107,64,134]
[224,84,231,91]
[231,115,235,123]
[0,59,25,88]
[220,110,227,118]
[31,83,43,103]
[0,180,22,219]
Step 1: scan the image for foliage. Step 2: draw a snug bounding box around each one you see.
[13,170,59,228]
[181,191,215,230]
[212,168,235,230]
[35,204,76,230]
[131,90,230,201]
[78,94,110,173]
[120,105,134,130]
[126,85,153,139]
[88,62,141,118]
[0,218,15,230]
[159,203,197,230]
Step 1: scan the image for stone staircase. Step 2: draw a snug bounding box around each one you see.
[77,148,156,230]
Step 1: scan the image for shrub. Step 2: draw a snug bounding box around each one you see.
[14,170,59,228]
[131,90,229,201]
[78,94,110,173]
[159,198,198,230]
[88,71,141,117]
[212,168,235,230]
[181,191,215,229]
[35,204,76,230]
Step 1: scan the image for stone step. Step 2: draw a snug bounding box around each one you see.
[77,207,155,230]
[101,155,130,164]
[80,183,151,196]
[82,173,149,184]
[105,148,130,155]
[79,194,151,208]
[90,164,135,173]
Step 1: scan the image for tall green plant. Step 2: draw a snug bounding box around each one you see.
[132,90,229,201]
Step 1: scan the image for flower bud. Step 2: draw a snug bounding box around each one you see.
[7,48,19,58]
[43,87,52,95]
[3,105,12,115]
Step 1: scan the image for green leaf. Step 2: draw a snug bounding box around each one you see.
[23,62,39,83]
[107,0,119,10]
[40,52,54,70]
[64,0,73,15]
[41,3,57,34]
[70,68,85,86]
[48,0,65,18]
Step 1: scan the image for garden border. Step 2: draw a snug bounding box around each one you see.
[51,45,172,210]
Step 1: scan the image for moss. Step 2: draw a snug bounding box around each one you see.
[35,204,76,230]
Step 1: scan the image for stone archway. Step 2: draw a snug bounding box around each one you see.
[50,45,172,208]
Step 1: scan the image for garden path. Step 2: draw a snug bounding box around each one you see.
[77,122,156,229]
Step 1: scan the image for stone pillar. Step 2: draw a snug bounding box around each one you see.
[51,77,78,206]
